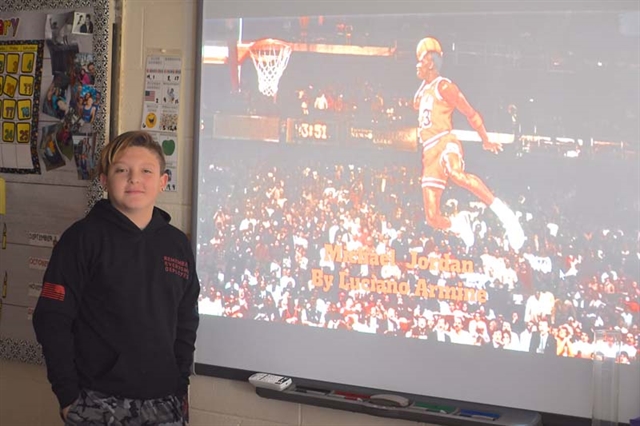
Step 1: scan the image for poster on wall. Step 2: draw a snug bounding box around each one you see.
[0,39,44,173]
[0,8,100,179]
[141,53,181,192]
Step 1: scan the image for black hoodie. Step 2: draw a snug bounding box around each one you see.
[33,200,200,408]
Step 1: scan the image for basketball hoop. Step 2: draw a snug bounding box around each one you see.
[248,38,292,97]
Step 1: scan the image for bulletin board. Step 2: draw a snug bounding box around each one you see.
[0,0,113,365]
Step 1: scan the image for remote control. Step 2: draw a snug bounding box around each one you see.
[248,373,293,391]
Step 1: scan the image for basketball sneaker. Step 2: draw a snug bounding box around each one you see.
[490,198,525,251]
[449,211,475,247]
[504,218,525,252]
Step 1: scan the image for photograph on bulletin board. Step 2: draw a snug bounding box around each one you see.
[0,8,101,178]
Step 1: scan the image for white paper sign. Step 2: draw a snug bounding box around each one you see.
[141,54,182,192]
[28,231,59,247]
[28,257,49,271]
[28,283,42,298]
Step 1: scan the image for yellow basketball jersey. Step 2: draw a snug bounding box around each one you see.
[415,76,454,145]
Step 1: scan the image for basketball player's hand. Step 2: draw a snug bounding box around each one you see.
[482,140,502,154]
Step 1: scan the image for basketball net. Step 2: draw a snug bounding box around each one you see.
[248,39,292,98]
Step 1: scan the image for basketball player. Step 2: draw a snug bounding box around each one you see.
[413,37,525,250]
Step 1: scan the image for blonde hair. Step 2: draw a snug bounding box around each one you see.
[98,131,166,176]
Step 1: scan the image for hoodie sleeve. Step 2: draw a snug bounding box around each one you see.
[32,226,85,409]
[174,244,201,397]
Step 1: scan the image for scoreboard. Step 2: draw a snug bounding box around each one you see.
[285,119,416,151]
[285,119,338,145]
[209,114,419,152]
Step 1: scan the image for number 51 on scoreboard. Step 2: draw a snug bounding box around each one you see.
[285,119,336,145]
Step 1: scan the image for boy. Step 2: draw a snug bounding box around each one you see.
[33,131,200,425]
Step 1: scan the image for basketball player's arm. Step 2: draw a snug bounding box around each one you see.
[439,80,502,154]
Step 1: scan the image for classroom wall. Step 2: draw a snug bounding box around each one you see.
[0,0,430,424]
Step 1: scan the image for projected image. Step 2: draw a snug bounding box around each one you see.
[196,13,639,363]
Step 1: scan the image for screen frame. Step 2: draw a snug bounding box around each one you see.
[191,1,640,424]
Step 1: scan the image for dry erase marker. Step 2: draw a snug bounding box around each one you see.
[459,409,500,420]
[333,391,369,401]
[412,401,458,414]
[295,386,329,396]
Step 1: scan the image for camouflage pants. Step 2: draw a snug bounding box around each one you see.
[64,389,186,426]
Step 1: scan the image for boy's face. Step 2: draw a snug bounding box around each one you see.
[100,146,167,220]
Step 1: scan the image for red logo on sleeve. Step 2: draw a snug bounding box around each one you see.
[41,282,66,301]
